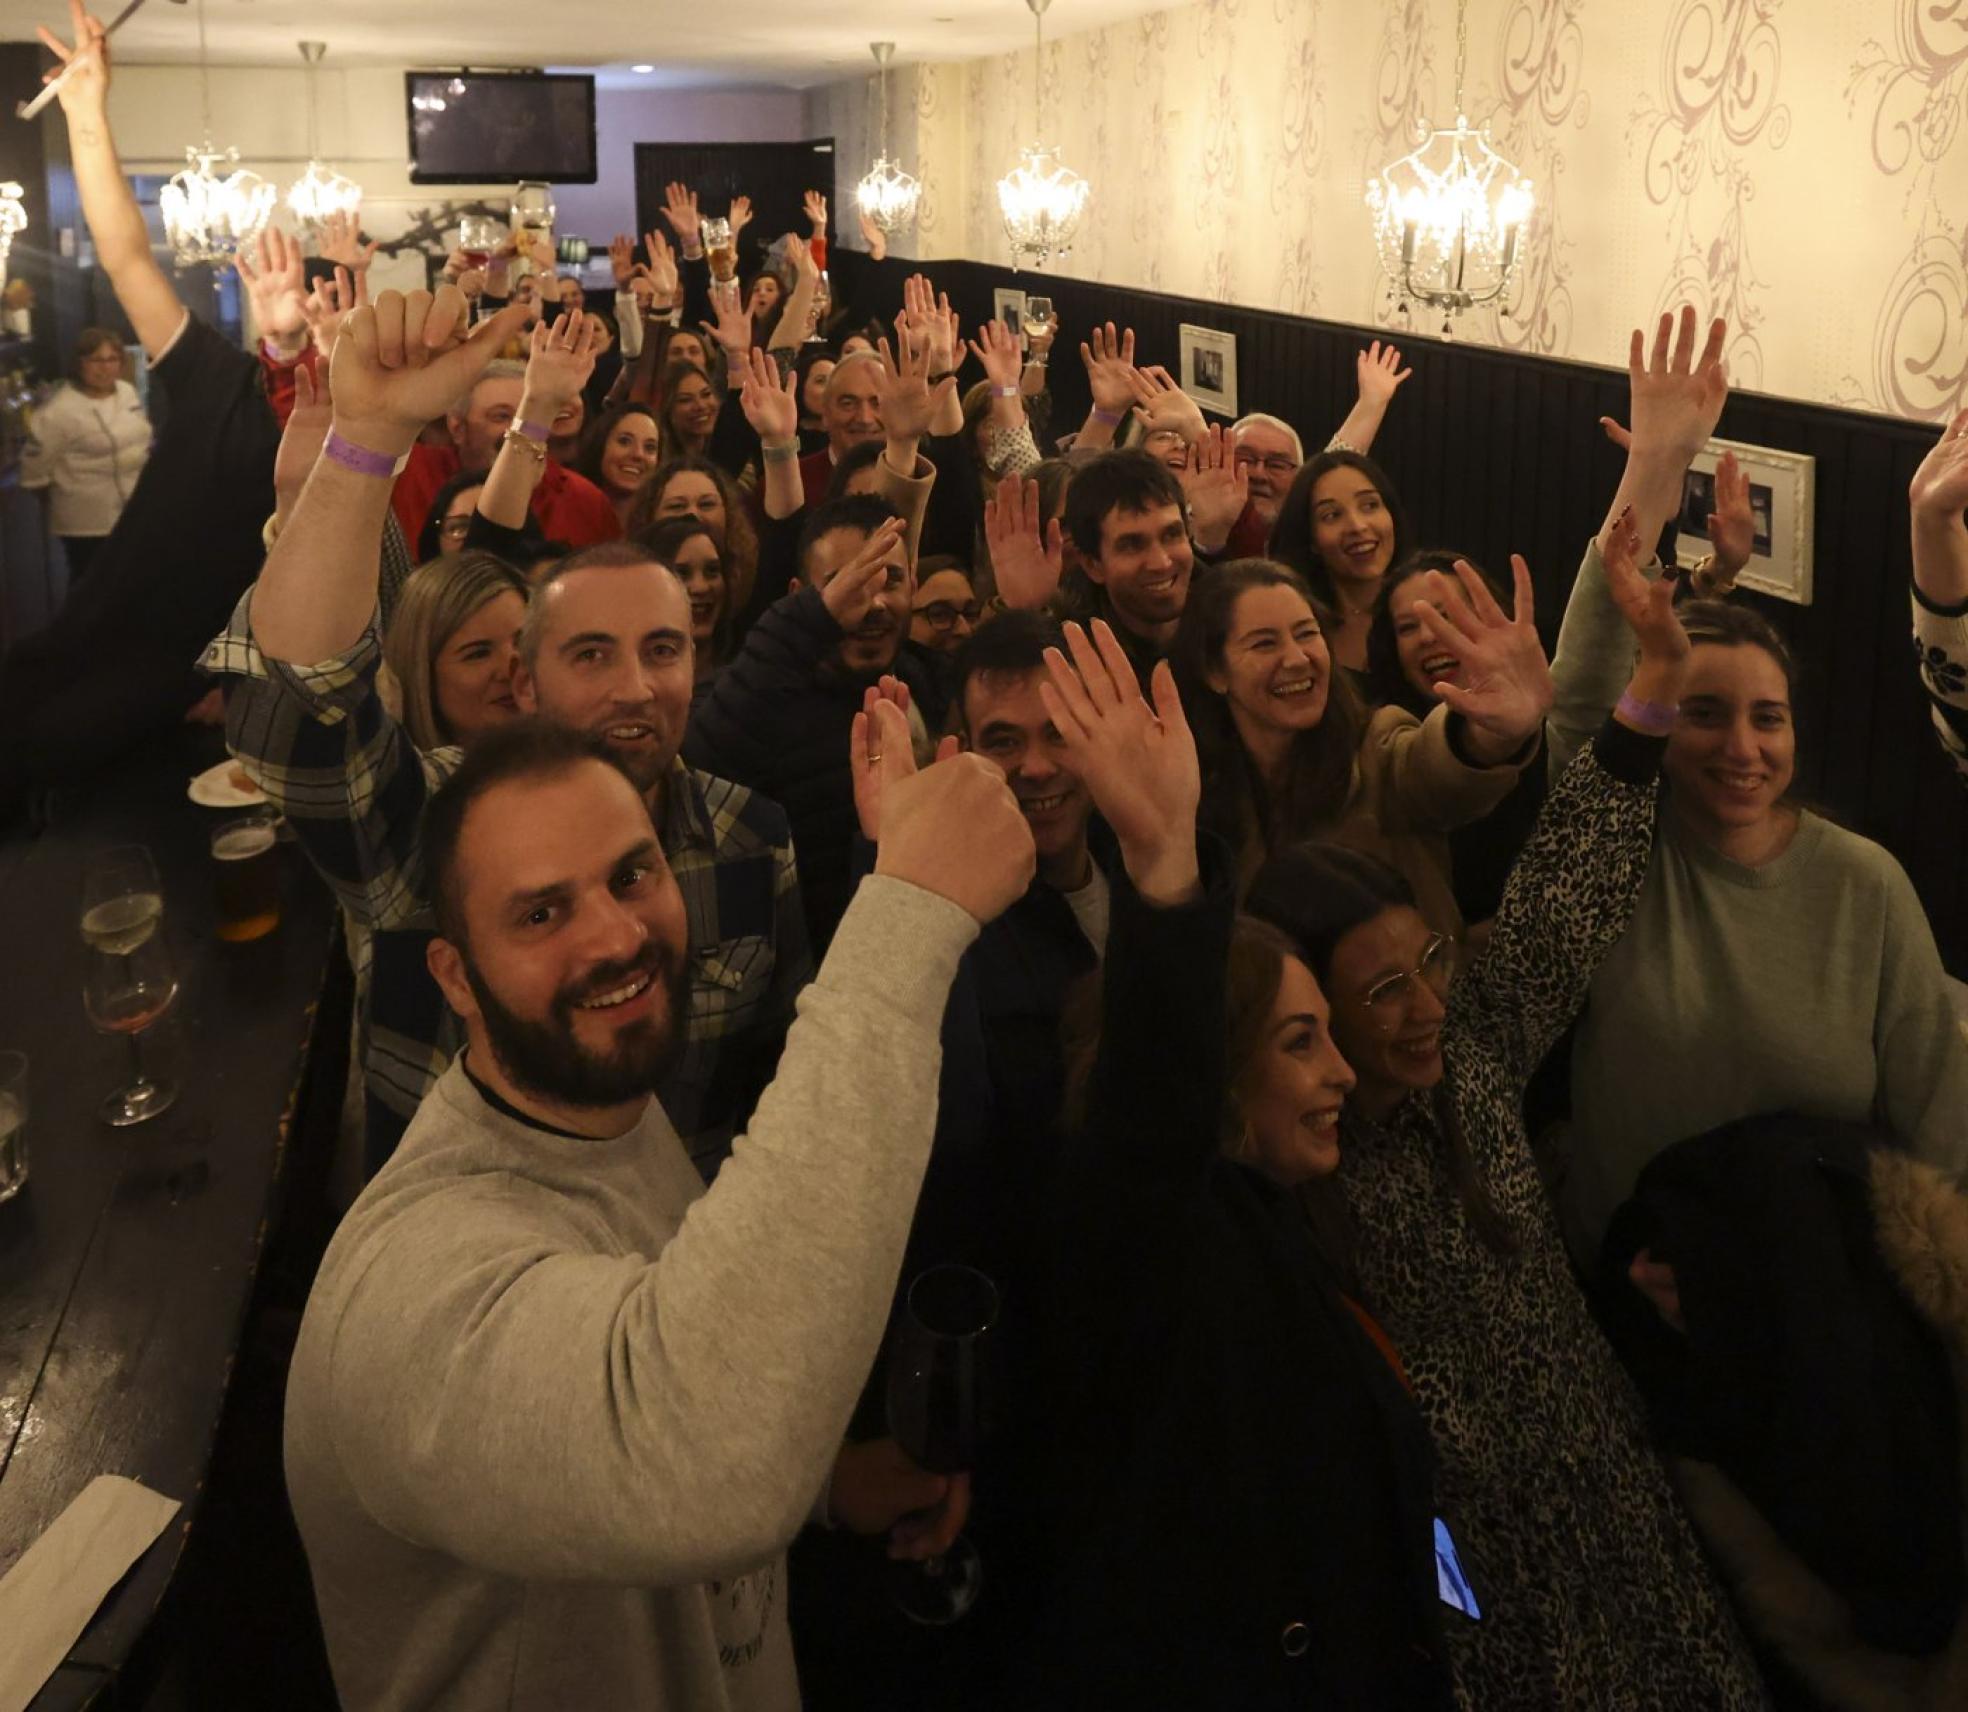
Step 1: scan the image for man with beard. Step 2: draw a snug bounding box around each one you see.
[684,494,924,953]
[1063,451,1198,688]
[217,295,807,1184]
[284,715,1040,1711]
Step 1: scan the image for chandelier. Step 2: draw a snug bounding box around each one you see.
[286,42,362,230]
[0,183,24,293]
[996,0,1088,269]
[855,42,920,235]
[1365,0,1533,331]
[161,0,275,264]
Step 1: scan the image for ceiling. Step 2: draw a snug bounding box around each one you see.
[0,0,1177,88]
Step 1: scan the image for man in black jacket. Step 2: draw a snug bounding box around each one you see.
[683,495,923,953]
[1062,451,1196,686]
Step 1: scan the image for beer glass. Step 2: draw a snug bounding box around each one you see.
[211,815,281,943]
[0,1050,26,1202]
[701,216,737,284]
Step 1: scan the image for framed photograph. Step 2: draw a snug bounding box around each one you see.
[1178,323,1238,417]
[1675,437,1816,605]
[993,287,1027,340]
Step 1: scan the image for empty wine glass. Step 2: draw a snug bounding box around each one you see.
[79,846,178,1126]
[884,1263,999,1625]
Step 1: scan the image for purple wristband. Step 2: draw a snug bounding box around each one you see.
[1091,405,1123,426]
[322,430,398,479]
[515,418,551,444]
[1615,690,1679,735]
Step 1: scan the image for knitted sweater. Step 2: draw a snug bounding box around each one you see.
[284,876,978,1711]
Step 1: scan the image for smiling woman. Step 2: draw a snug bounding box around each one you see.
[381,552,531,752]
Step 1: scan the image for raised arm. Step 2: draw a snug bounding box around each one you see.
[40,2,184,359]
[901,274,966,439]
[250,288,525,664]
[737,346,805,520]
[332,751,1034,1585]
[1908,410,1968,782]
[1327,340,1412,454]
[1074,322,1136,452]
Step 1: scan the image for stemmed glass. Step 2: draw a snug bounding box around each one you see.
[884,1262,999,1625]
[1021,294,1055,347]
[79,846,178,1127]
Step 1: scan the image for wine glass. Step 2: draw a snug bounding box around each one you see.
[457,213,501,272]
[806,269,832,342]
[884,1263,999,1625]
[79,846,178,1127]
[1021,295,1055,346]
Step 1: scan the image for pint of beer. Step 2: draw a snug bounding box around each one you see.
[211,816,281,942]
[702,216,737,284]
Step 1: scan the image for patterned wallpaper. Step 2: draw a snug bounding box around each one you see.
[804,0,1968,420]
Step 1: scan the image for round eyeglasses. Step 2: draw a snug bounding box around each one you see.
[1359,933,1457,1033]
[912,599,982,632]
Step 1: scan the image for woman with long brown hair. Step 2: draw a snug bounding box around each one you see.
[625,453,761,623]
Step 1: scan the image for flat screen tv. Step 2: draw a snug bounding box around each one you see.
[406,71,597,184]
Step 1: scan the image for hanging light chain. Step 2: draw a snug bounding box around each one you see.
[1452,0,1468,117]
[196,0,212,139]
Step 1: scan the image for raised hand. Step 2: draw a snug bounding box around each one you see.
[1355,339,1412,408]
[237,225,310,350]
[984,474,1065,611]
[818,516,909,631]
[1412,556,1556,761]
[1080,322,1137,414]
[967,319,1025,390]
[1910,408,1968,521]
[873,709,1035,923]
[728,195,754,239]
[608,232,636,287]
[329,286,527,458]
[273,360,333,525]
[1602,505,1688,666]
[318,208,377,273]
[857,205,888,262]
[642,228,680,303]
[851,683,960,844]
[902,274,958,373]
[1612,305,1729,470]
[874,328,957,445]
[804,189,829,233]
[301,263,367,358]
[1129,364,1208,446]
[1706,449,1755,577]
[38,0,111,115]
[1178,423,1250,549]
[1038,621,1201,905]
[700,279,754,355]
[519,311,600,424]
[661,181,701,248]
[737,345,798,442]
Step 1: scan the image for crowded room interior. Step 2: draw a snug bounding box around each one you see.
[0,0,1965,1706]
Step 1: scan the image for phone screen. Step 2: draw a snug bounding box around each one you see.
[1434,1517,1482,1621]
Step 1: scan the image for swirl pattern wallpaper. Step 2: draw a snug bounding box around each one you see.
[806,0,1968,420]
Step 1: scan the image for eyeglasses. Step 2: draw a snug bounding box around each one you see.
[1359,934,1458,1033]
[913,600,982,632]
[1141,427,1184,448]
[1234,452,1300,475]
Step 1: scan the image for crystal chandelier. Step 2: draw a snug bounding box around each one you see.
[161,0,275,264]
[996,0,1088,270]
[855,42,920,235]
[0,183,24,294]
[286,42,362,231]
[1365,0,1533,331]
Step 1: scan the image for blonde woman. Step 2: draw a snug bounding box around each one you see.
[380,551,529,751]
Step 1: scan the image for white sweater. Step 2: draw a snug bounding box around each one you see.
[284,875,978,1711]
[19,379,150,536]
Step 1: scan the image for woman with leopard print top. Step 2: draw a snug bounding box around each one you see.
[1249,519,1769,1709]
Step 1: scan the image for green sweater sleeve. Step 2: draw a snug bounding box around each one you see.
[1545,537,1665,784]
[1870,856,1968,1180]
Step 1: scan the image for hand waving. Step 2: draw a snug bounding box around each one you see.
[1039,621,1201,905]
[1080,322,1137,415]
[661,181,701,247]
[608,232,636,288]
[804,189,829,233]
[1706,449,1755,577]
[318,208,377,272]
[701,280,754,354]
[237,225,310,348]
[521,311,601,421]
[984,474,1065,611]
[642,228,680,303]
[968,320,1025,389]
[728,195,754,239]
[737,346,798,442]
[301,263,366,358]
[1129,365,1207,447]
[1910,408,1968,522]
[1602,504,1688,666]
[1411,557,1555,761]
[1355,339,1412,409]
[874,328,956,445]
[1602,306,1729,471]
[1178,423,1250,548]
[857,206,888,262]
[273,361,333,525]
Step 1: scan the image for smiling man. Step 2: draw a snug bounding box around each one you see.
[1064,451,1197,687]
[285,717,1039,1712]
[685,495,927,953]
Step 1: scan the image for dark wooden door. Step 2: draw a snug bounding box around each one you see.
[634,140,834,273]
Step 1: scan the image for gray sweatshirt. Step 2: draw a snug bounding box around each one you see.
[284,876,978,1712]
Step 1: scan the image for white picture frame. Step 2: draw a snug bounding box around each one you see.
[1674,437,1816,606]
[1178,323,1238,418]
[992,287,1027,344]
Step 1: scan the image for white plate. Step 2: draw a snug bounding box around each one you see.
[188,760,267,809]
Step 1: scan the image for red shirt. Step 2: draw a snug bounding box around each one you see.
[1226,500,1272,560]
[798,447,833,512]
[390,441,622,552]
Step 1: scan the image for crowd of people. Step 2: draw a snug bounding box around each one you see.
[9,6,1968,1708]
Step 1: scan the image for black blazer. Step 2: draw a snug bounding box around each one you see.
[1028,848,1454,1709]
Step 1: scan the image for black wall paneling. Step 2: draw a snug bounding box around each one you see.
[827,251,1964,971]
[632,142,836,270]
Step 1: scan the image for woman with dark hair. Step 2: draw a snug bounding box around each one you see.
[572,402,662,530]
[1246,518,1769,1708]
[20,325,149,582]
[1173,557,1546,938]
[1366,551,1551,932]
[625,453,761,622]
[635,515,731,682]
[654,360,721,464]
[793,345,836,454]
[1268,448,1410,680]
[1027,621,1455,1709]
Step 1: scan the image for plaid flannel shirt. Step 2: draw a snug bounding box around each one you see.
[203,585,811,1178]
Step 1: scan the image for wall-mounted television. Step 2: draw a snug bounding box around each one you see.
[406,71,597,185]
